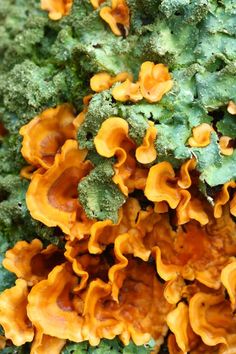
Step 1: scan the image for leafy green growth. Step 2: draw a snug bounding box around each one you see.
[0,174,60,248]
[62,339,155,354]
[217,111,236,138]
[201,150,236,186]
[78,160,126,222]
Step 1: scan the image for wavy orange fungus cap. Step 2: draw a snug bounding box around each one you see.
[20,165,36,180]
[145,161,181,208]
[100,0,130,36]
[90,72,132,92]
[20,104,77,169]
[112,79,143,102]
[221,261,236,311]
[27,263,84,342]
[31,330,66,354]
[26,140,92,236]
[139,62,173,103]
[214,181,236,218]
[94,117,136,195]
[176,190,209,225]
[188,123,214,147]
[3,239,64,286]
[0,279,34,346]
[189,293,236,346]
[177,158,197,189]
[136,123,157,164]
[167,302,190,352]
[219,136,234,156]
[151,215,236,288]
[41,0,73,20]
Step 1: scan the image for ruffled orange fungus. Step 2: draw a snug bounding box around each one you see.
[20,104,77,169]
[94,117,137,195]
[26,140,93,237]
[139,62,173,103]
[5,86,236,353]
[100,0,130,36]
[41,0,73,20]
[90,72,132,92]
[188,123,214,147]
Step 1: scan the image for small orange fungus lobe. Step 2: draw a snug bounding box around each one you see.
[94,117,129,161]
[31,330,66,354]
[27,263,84,342]
[20,165,36,180]
[227,101,236,115]
[112,79,143,102]
[90,72,132,92]
[26,140,92,235]
[90,0,105,9]
[145,161,181,208]
[139,61,173,103]
[214,181,236,218]
[176,190,209,225]
[188,123,214,147]
[3,239,64,286]
[189,293,234,346]
[136,123,157,164]
[219,136,234,156]
[167,302,190,352]
[100,0,130,36]
[230,192,236,216]
[20,104,77,169]
[41,0,73,20]
[221,261,236,310]
[0,279,34,346]
[177,158,196,189]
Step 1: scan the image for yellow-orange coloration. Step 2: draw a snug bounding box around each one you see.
[112,79,143,102]
[20,104,77,169]
[227,101,236,115]
[221,261,236,310]
[139,62,173,103]
[219,136,234,156]
[26,140,92,237]
[176,190,209,225]
[90,72,132,92]
[167,302,190,352]
[145,161,181,208]
[177,158,196,189]
[151,215,236,289]
[20,165,36,180]
[230,193,236,216]
[189,293,235,346]
[136,123,157,164]
[109,232,150,301]
[214,181,236,218]
[3,239,64,286]
[27,263,84,342]
[100,0,130,36]
[41,0,73,20]
[188,123,214,147]
[94,117,136,195]
[0,279,34,346]
[30,330,66,354]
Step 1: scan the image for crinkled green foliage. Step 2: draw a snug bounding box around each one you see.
[62,339,155,354]
[0,175,61,250]
[217,111,236,138]
[78,160,126,222]
[201,149,236,186]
